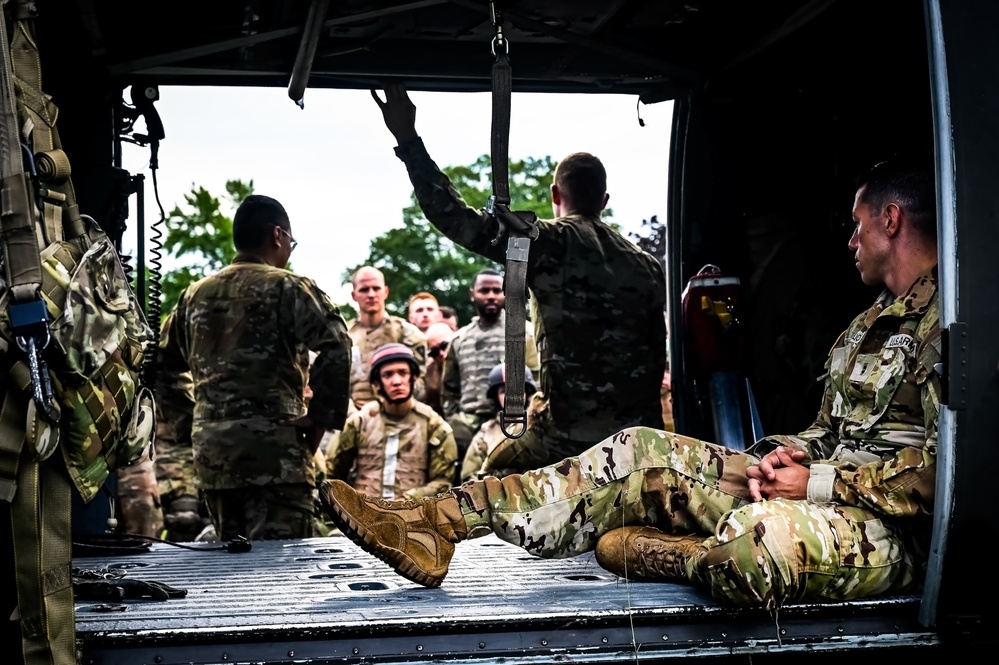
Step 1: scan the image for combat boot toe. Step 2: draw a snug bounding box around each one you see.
[319,480,466,588]
[595,526,703,582]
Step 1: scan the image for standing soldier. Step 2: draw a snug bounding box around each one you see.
[443,269,539,461]
[460,364,538,482]
[115,456,164,538]
[154,368,208,541]
[158,195,351,541]
[327,344,456,500]
[407,291,443,333]
[421,321,454,416]
[347,266,427,408]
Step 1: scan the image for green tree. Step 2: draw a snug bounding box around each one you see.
[158,179,253,313]
[629,214,666,269]
[346,155,566,324]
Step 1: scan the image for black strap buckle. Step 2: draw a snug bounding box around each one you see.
[498,409,527,440]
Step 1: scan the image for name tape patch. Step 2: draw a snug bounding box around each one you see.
[885,333,916,354]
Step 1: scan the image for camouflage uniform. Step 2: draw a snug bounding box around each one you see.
[158,254,351,540]
[348,317,427,408]
[395,138,666,457]
[152,369,208,541]
[115,457,163,538]
[453,269,940,608]
[328,399,456,500]
[459,417,516,482]
[443,311,539,456]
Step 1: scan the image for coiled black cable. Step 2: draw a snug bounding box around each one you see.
[142,142,165,388]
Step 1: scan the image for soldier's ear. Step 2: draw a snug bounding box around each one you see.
[884,203,902,237]
[551,184,562,206]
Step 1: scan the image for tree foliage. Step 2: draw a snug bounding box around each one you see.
[158,179,252,313]
[344,155,558,324]
[629,214,666,269]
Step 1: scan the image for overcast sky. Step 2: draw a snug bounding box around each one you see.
[121,86,673,305]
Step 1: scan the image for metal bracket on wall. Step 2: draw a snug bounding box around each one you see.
[939,322,968,409]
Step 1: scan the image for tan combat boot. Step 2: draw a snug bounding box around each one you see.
[318,480,467,588]
[595,526,703,582]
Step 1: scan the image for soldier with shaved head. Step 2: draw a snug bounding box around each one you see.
[347,266,428,409]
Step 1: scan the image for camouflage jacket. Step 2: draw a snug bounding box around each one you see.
[459,417,517,482]
[328,399,456,500]
[755,267,941,521]
[158,255,351,490]
[442,311,540,419]
[347,315,427,407]
[395,138,667,443]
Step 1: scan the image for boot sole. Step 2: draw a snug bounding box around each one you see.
[322,492,443,588]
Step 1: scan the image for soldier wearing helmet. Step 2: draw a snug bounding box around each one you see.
[327,343,457,500]
[459,364,538,483]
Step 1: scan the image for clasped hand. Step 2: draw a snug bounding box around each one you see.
[746,447,810,502]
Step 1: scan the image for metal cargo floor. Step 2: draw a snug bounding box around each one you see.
[74,535,938,664]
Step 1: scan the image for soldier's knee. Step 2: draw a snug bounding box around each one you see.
[700,507,799,609]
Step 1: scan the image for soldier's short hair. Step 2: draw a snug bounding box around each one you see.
[472,268,502,289]
[856,159,936,241]
[554,152,607,217]
[408,291,439,307]
[233,195,291,251]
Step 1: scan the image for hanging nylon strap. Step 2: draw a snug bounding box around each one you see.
[0,0,42,303]
[487,3,536,439]
[1,4,77,663]
[1,0,59,425]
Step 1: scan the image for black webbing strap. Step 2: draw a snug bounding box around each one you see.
[2,5,76,663]
[490,44,511,207]
[487,3,534,439]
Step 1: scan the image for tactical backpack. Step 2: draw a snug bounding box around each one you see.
[0,3,155,664]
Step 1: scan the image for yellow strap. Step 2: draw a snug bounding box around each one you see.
[0,392,26,502]
[11,446,76,665]
[700,295,734,328]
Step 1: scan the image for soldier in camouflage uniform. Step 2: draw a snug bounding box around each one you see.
[321,159,940,609]
[444,269,540,461]
[328,343,457,501]
[159,195,351,541]
[116,457,163,538]
[421,321,454,416]
[371,84,666,471]
[459,364,537,482]
[347,266,427,408]
[407,291,442,333]
[153,368,210,541]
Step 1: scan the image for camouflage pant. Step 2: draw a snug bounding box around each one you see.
[455,426,917,608]
[203,483,318,541]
